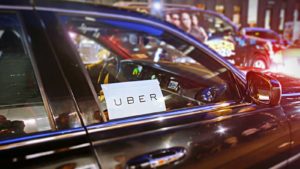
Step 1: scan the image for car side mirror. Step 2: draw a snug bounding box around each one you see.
[246,71,282,106]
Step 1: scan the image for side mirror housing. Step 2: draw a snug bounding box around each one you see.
[246,71,282,106]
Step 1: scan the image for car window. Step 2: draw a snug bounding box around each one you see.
[60,15,240,122]
[199,12,235,38]
[0,12,51,140]
[165,11,208,42]
[165,11,235,40]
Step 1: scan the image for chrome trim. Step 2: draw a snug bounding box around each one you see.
[0,130,86,151]
[282,93,300,97]
[0,5,32,10]
[35,6,246,84]
[26,150,55,160]
[269,151,300,169]
[69,143,90,150]
[88,102,251,134]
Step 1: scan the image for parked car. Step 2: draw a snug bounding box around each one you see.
[243,27,290,52]
[114,2,274,69]
[1,1,300,169]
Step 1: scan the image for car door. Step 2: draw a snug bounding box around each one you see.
[0,4,99,168]
[37,4,291,169]
[276,79,300,168]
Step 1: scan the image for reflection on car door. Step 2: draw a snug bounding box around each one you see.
[280,94,300,168]
[86,103,290,169]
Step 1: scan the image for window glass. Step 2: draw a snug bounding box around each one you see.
[61,15,239,122]
[0,13,50,139]
[200,13,235,37]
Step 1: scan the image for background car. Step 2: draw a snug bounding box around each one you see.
[114,2,273,69]
[1,1,300,169]
[243,27,290,52]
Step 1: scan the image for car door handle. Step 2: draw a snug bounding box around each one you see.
[126,147,186,169]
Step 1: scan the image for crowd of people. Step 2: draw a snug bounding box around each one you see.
[0,115,26,139]
[166,12,208,42]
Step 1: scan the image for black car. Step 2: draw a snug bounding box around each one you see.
[1,1,300,169]
[243,27,290,53]
[114,2,273,69]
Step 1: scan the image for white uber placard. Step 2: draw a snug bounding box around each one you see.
[101,80,166,120]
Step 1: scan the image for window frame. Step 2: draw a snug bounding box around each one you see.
[0,9,56,132]
[56,10,246,123]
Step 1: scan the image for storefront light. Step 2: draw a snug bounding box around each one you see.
[153,1,161,10]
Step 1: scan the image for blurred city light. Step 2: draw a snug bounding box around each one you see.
[216,125,228,135]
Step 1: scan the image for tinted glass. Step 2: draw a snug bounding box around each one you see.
[60,15,239,122]
[200,12,235,37]
[0,12,50,139]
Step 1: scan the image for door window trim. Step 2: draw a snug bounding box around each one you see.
[86,101,250,133]
[0,5,32,11]
[0,127,86,150]
[48,7,246,124]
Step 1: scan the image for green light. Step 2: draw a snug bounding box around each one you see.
[132,67,140,76]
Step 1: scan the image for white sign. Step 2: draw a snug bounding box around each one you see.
[101,80,166,120]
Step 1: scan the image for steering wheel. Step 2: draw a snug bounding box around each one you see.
[195,84,228,103]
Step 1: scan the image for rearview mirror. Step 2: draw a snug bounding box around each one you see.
[246,71,281,106]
